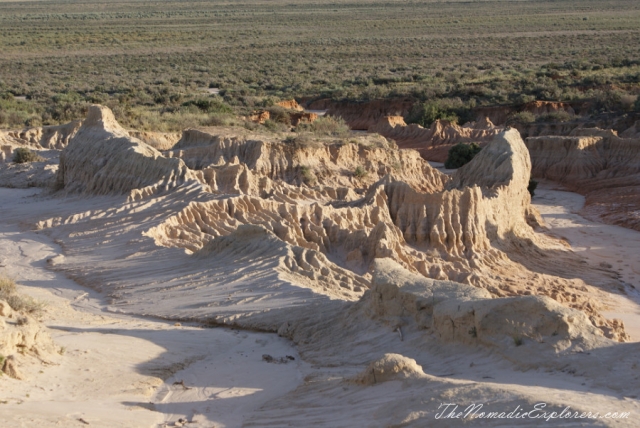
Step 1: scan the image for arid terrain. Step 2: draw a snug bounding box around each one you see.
[0,103,639,427]
[1,0,640,426]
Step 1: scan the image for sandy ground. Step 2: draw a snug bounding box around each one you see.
[1,183,640,427]
[0,190,305,428]
[533,181,640,342]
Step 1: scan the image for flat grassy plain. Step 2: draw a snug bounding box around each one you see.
[0,0,639,130]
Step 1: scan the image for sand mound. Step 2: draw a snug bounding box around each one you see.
[364,259,607,354]
[352,353,426,385]
[56,105,196,195]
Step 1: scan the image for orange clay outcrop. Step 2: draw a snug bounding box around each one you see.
[368,116,503,162]
[276,99,304,111]
[526,127,640,231]
[248,110,270,124]
[290,112,318,126]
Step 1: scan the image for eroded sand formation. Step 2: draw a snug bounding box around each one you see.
[1,105,619,341]
[527,128,640,231]
[1,104,638,426]
[369,116,503,162]
[0,299,58,380]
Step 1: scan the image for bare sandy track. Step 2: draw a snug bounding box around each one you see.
[533,181,640,342]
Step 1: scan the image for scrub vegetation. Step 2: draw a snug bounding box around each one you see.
[0,0,638,131]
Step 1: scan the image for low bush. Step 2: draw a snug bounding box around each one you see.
[506,111,536,125]
[299,165,317,186]
[12,147,43,163]
[0,276,45,316]
[181,98,233,114]
[407,100,460,127]
[353,166,367,178]
[267,106,291,125]
[535,111,573,123]
[298,116,350,137]
[444,143,482,169]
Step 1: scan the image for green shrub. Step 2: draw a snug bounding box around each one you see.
[634,96,640,112]
[13,147,43,163]
[408,101,459,127]
[300,116,350,137]
[353,166,367,178]
[535,111,572,123]
[299,165,316,186]
[267,106,291,125]
[181,98,233,114]
[507,111,536,125]
[444,143,482,169]
[262,119,289,133]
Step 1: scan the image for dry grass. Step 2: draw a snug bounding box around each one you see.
[0,275,45,317]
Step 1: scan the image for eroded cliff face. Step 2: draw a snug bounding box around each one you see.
[474,101,579,126]
[323,98,415,130]
[142,124,625,340]
[368,116,504,162]
[526,128,640,231]
[9,105,625,342]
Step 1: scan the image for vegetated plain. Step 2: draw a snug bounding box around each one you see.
[0,0,639,131]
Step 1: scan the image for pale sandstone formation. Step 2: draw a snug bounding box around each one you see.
[368,116,503,162]
[8,105,625,342]
[0,159,58,189]
[127,130,181,151]
[167,128,443,191]
[362,259,607,357]
[275,259,636,399]
[620,120,640,138]
[3,120,82,150]
[144,124,624,339]
[526,127,640,230]
[0,300,58,380]
[56,105,196,195]
[0,145,11,163]
[1,105,638,425]
[351,353,427,385]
